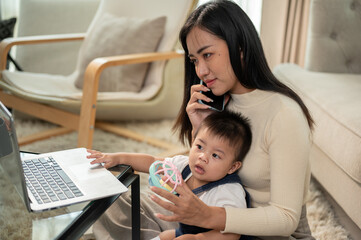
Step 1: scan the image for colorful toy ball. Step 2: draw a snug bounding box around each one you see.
[149,160,182,194]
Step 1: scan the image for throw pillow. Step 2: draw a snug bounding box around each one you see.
[0,17,16,41]
[0,17,18,69]
[74,14,166,92]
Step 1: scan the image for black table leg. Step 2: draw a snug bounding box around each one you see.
[131,174,140,240]
[54,166,140,240]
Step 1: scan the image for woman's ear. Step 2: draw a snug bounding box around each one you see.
[228,161,242,174]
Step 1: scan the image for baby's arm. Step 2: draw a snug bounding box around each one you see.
[87,149,163,173]
[176,230,240,240]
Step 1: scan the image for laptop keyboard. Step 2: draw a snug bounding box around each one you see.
[22,156,83,205]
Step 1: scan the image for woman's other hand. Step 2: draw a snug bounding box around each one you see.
[87,149,118,169]
[150,177,226,231]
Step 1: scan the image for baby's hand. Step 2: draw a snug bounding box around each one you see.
[87,149,116,169]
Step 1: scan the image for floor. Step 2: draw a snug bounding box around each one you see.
[320,187,361,240]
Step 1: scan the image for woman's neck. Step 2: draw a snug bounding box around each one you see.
[231,84,255,95]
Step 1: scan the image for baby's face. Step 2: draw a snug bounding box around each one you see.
[188,127,241,186]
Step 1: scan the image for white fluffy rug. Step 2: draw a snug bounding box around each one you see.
[1,117,353,240]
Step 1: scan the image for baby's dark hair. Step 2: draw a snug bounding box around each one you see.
[194,111,252,163]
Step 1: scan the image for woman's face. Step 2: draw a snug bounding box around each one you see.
[186,27,245,95]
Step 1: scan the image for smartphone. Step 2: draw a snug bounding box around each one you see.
[198,80,225,112]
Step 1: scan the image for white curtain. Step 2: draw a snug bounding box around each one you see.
[237,0,263,34]
[260,0,310,69]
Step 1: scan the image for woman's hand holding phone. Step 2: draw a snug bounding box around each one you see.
[186,83,214,131]
[198,80,225,112]
[186,80,227,132]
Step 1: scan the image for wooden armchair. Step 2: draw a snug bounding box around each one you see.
[0,0,197,156]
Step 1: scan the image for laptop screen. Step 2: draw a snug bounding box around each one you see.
[0,102,29,206]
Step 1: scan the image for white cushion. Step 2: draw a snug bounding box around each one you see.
[1,70,164,101]
[74,13,166,92]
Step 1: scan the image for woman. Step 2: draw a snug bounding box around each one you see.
[93,1,315,239]
[149,0,315,239]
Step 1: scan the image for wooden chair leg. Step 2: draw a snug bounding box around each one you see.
[77,60,101,149]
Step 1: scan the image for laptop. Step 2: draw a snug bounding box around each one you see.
[0,101,128,212]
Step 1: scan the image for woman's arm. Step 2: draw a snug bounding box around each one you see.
[176,230,240,240]
[87,149,163,172]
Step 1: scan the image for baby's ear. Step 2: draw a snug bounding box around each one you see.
[228,161,242,174]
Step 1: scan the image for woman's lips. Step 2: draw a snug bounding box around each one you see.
[205,79,216,88]
[194,164,205,175]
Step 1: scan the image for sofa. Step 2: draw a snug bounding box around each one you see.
[273,0,361,238]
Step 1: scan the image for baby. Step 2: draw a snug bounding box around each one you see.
[88,110,252,239]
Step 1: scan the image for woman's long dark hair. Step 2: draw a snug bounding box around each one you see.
[174,0,314,145]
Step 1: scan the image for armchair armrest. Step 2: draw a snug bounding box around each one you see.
[77,50,185,147]
[0,33,85,70]
[85,50,184,74]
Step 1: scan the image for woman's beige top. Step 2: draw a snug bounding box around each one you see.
[225,89,312,237]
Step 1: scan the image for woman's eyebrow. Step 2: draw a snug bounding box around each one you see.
[188,45,212,57]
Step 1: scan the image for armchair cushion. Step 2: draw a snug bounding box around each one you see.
[74,13,166,92]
